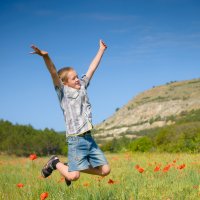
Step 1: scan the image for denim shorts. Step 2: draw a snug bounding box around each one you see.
[67,133,108,172]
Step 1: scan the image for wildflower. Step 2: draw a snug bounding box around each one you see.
[17,183,24,188]
[171,163,176,167]
[40,192,48,200]
[112,156,119,161]
[148,163,152,166]
[95,176,104,182]
[193,185,199,189]
[163,164,171,172]
[108,179,114,184]
[135,164,140,169]
[177,164,186,170]
[154,166,160,172]
[107,178,119,185]
[137,167,144,173]
[83,182,90,187]
[29,154,37,160]
[57,177,65,183]
[135,164,144,173]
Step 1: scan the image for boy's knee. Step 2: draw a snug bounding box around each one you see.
[102,165,111,176]
[68,171,80,181]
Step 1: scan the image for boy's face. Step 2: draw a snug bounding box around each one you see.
[64,70,81,90]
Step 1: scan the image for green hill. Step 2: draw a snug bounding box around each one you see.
[98,109,200,153]
[94,78,200,143]
[93,78,200,153]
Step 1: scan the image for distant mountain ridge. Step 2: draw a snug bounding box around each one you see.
[94,78,200,142]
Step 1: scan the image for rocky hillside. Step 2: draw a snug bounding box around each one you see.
[94,78,200,142]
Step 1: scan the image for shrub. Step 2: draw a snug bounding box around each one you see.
[129,137,153,152]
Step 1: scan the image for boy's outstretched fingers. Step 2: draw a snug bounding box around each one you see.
[100,39,107,49]
[29,45,37,54]
[30,45,48,56]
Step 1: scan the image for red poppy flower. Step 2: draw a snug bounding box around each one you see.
[94,176,104,182]
[163,164,170,172]
[57,177,65,183]
[108,179,115,184]
[108,178,119,184]
[40,192,48,200]
[137,167,144,173]
[154,166,160,172]
[177,164,186,170]
[83,182,90,187]
[29,154,37,160]
[135,164,140,169]
[17,183,24,188]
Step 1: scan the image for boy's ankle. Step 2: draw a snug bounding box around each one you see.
[52,159,60,169]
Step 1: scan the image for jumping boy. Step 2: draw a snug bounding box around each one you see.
[30,40,110,186]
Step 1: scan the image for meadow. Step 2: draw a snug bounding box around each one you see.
[0,153,200,200]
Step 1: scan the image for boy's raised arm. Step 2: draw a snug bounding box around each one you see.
[86,40,107,80]
[30,45,61,87]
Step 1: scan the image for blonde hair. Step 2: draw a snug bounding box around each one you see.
[57,67,74,83]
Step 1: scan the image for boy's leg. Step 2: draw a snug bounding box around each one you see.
[81,164,110,176]
[83,135,110,176]
[64,134,110,178]
[56,162,80,181]
[41,155,80,183]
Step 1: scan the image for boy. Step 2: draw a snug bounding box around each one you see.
[30,40,110,186]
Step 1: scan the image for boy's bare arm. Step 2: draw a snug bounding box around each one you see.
[30,45,61,87]
[86,40,107,80]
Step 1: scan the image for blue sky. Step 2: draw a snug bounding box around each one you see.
[0,0,200,131]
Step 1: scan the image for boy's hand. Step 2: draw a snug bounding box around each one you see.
[30,45,48,56]
[99,40,107,51]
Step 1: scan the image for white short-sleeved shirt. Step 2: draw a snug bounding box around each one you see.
[55,75,93,136]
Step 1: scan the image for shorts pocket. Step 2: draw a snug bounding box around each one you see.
[67,136,79,145]
[67,137,80,162]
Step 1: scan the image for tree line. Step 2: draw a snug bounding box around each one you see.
[1,109,200,156]
[0,120,67,156]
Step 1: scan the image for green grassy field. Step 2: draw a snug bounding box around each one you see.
[0,153,200,200]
